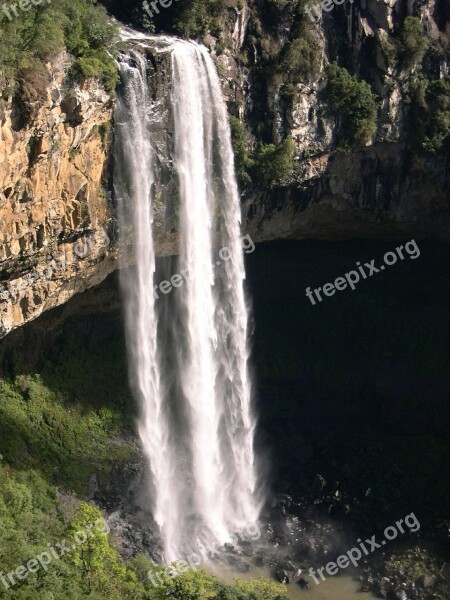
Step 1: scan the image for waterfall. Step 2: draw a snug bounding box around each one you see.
[172,40,259,538]
[114,50,182,561]
[115,35,260,563]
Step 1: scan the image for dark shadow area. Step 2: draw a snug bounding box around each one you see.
[246,239,450,535]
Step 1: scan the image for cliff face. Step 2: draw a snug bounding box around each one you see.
[0,53,116,338]
[0,41,180,338]
[0,0,449,337]
[243,144,450,241]
[205,0,449,240]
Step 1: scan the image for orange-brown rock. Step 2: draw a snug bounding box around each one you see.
[0,54,115,338]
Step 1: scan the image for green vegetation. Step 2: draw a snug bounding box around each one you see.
[375,30,397,71]
[0,466,133,599]
[230,116,254,185]
[280,29,321,84]
[0,318,290,599]
[230,117,296,188]
[0,0,119,111]
[236,578,290,599]
[0,464,290,599]
[323,63,378,147]
[0,319,134,494]
[398,16,429,70]
[408,76,450,154]
[145,569,289,600]
[252,137,296,186]
[0,461,290,599]
[0,370,132,495]
[67,503,127,592]
[138,0,243,39]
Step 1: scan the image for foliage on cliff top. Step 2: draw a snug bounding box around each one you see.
[0,0,119,103]
[102,0,243,38]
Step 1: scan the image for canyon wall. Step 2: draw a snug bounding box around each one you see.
[0,0,448,337]
[0,53,116,337]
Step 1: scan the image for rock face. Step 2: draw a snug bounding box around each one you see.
[200,0,450,241]
[0,40,186,338]
[242,144,450,242]
[0,53,116,338]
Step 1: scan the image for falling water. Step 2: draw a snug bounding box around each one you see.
[115,34,260,563]
[172,40,259,539]
[114,50,182,561]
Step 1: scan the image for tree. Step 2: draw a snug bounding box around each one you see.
[236,577,290,599]
[324,63,378,147]
[66,504,126,591]
[253,137,296,186]
[398,17,429,70]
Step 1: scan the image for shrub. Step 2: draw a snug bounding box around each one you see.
[252,137,296,186]
[375,29,397,71]
[230,116,254,185]
[281,30,321,83]
[236,577,290,599]
[324,63,378,147]
[72,49,120,93]
[408,76,450,153]
[398,17,429,70]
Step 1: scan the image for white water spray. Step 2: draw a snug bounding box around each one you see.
[116,35,260,562]
[172,40,259,539]
[115,50,182,561]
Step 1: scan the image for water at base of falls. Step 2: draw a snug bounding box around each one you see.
[115,33,261,563]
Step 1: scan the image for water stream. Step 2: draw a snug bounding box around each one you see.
[115,34,260,562]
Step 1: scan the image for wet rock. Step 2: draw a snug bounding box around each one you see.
[275,568,289,584]
[226,555,250,574]
[311,474,326,495]
[86,473,99,500]
[416,574,435,588]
